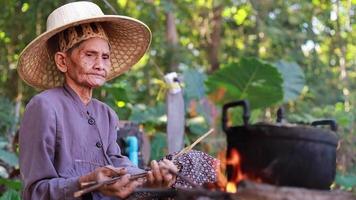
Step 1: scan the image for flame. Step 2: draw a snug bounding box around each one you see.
[226,182,237,193]
[227,148,247,183]
[216,148,249,192]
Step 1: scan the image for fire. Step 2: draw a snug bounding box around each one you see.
[226,182,237,193]
[227,148,247,183]
[216,148,248,193]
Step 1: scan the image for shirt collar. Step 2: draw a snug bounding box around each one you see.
[63,83,92,114]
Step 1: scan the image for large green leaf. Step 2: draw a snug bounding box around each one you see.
[335,173,356,189]
[150,132,167,161]
[129,103,166,124]
[0,188,21,200]
[0,178,22,191]
[206,58,283,109]
[0,149,18,167]
[0,97,14,135]
[183,68,206,101]
[183,69,215,126]
[274,60,305,102]
[187,116,209,135]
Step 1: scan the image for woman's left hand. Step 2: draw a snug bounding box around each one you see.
[146,158,178,188]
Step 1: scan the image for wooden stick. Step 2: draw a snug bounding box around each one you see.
[75,160,123,174]
[172,128,214,160]
[74,172,148,198]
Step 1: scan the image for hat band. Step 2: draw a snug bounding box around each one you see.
[58,23,109,52]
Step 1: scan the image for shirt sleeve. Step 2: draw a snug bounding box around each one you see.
[19,96,80,200]
[106,109,145,174]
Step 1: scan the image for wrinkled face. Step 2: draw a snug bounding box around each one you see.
[65,37,111,88]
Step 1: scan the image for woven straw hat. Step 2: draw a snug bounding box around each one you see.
[17,1,151,90]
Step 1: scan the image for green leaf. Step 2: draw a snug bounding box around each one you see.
[150,132,167,161]
[116,0,127,8]
[233,8,248,25]
[274,60,305,102]
[129,103,166,124]
[206,57,283,109]
[335,173,356,189]
[0,178,22,191]
[187,116,209,135]
[0,149,18,167]
[183,69,206,101]
[0,188,21,200]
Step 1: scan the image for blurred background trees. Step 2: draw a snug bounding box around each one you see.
[0,0,355,197]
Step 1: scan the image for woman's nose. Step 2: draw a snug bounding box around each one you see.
[94,58,106,70]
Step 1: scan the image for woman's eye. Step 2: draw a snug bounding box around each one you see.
[86,53,93,57]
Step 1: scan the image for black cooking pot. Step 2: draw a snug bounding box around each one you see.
[222,100,338,190]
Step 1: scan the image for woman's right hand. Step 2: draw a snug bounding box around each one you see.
[79,166,143,198]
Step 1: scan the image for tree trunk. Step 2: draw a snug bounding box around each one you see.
[165,1,179,71]
[207,5,223,72]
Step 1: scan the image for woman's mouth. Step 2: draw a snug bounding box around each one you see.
[88,73,106,78]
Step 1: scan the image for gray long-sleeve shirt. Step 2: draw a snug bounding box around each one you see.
[19,84,143,200]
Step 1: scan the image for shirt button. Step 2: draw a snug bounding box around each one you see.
[88,117,95,125]
[96,141,103,148]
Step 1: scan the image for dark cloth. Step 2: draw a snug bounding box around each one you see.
[19,84,143,200]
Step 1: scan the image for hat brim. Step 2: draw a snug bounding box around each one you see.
[17,15,152,90]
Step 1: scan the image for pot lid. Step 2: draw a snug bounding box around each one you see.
[230,122,338,146]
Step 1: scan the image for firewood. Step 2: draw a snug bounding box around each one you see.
[231,180,355,200]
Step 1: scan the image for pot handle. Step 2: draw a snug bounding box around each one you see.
[311,119,338,132]
[222,100,250,132]
[276,107,284,123]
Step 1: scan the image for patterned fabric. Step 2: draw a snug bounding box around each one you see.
[130,150,219,200]
[168,150,219,188]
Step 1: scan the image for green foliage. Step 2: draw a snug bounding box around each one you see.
[288,101,354,127]
[0,179,21,191]
[0,179,21,200]
[150,132,167,161]
[274,60,305,103]
[0,97,14,135]
[0,97,18,168]
[187,116,210,135]
[0,189,21,200]
[206,57,284,109]
[129,103,166,125]
[0,149,18,168]
[183,68,207,101]
[335,173,356,190]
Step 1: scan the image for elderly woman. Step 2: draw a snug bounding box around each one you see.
[17,2,176,200]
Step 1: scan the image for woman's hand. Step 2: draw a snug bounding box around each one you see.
[79,166,143,198]
[146,159,178,188]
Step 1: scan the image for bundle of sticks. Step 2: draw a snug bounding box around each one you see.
[74,129,214,198]
[74,172,148,197]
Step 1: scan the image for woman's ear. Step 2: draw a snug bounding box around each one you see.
[54,52,68,73]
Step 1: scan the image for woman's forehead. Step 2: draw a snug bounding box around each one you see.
[77,37,111,53]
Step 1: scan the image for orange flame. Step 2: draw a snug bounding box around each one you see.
[216,148,263,192]
[226,182,237,193]
[227,148,247,183]
[224,148,249,192]
[216,148,252,193]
